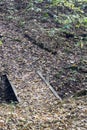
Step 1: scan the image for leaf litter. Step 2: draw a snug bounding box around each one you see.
[0,0,87,130]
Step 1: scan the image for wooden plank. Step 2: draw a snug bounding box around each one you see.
[37,71,62,101]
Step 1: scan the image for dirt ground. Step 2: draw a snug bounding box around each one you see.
[0,0,87,130]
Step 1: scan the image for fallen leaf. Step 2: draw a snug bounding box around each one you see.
[0,40,3,46]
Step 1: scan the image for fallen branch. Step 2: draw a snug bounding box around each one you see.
[37,71,62,101]
[24,32,57,55]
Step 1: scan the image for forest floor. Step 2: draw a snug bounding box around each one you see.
[0,0,87,130]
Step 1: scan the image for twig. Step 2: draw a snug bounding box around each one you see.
[37,71,62,101]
